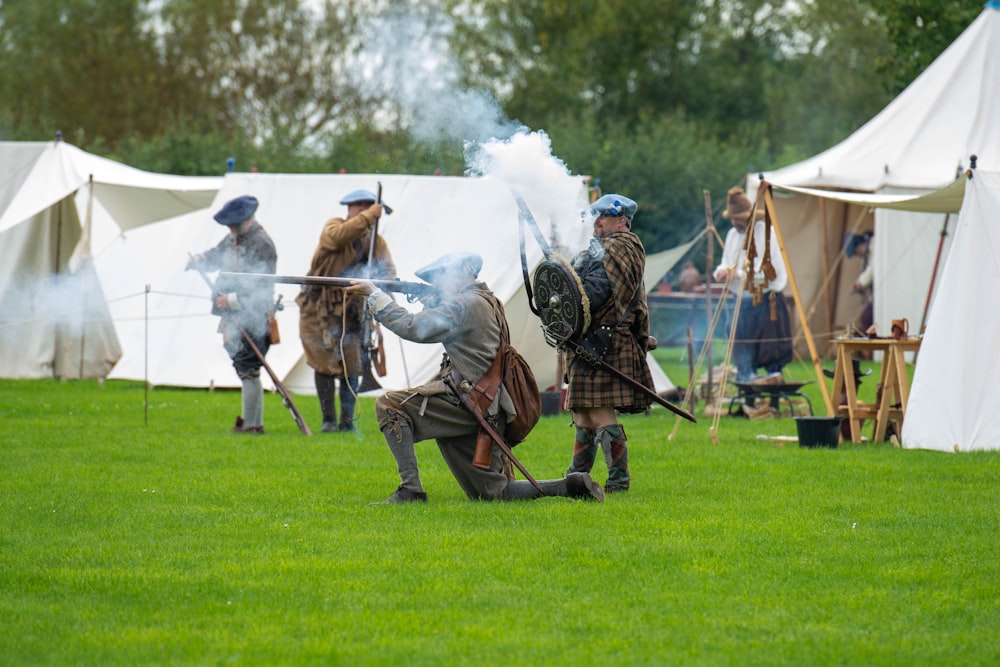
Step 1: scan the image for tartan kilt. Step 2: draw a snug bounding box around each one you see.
[565,331,653,413]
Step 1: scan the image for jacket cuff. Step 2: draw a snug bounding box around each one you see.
[367,289,393,315]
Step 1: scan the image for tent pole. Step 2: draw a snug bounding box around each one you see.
[144,284,150,427]
[702,189,714,409]
[818,198,833,342]
[760,182,834,414]
[78,174,95,379]
[919,213,950,336]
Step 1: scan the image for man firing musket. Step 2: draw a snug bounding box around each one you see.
[295,188,397,433]
[185,194,288,434]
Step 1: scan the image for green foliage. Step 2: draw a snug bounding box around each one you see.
[0,0,989,220]
[3,377,1000,665]
[0,0,164,145]
[868,0,984,94]
[547,110,762,251]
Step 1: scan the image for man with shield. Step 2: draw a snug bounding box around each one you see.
[563,194,653,494]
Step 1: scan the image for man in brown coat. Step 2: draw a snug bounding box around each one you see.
[297,189,396,432]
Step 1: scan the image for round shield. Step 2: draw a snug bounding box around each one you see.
[531,257,590,346]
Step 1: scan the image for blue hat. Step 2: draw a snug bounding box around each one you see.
[339,188,392,214]
[213,195,258,226]
[415,252,483,283]
[589,194,637,219]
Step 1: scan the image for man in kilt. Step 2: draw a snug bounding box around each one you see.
[565,194,653,493]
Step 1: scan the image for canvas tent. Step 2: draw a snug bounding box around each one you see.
[97,172,676,397]
[747,3,1000,355]
[902,170,1000,452]
[0,141,222,378]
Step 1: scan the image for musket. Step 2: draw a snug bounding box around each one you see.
[365,181,383,279]
[189,260,313,435]
[218,272,437,300]
[442,365,545,494]
[360,182,384,390]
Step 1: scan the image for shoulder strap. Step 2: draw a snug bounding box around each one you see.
[469,291,508,414]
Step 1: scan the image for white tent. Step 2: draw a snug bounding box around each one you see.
[0,141,222,378]
[903,170,1000,452]
[98,172,675,396]
[748,4,1000,354]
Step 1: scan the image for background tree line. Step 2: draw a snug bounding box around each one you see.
[0,0,983,253]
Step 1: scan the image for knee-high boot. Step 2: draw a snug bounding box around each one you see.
[566,425,597,475]
[381,420,424,494]
[315,371,338,432]
[338,375,359,431]
[596,423,630,492]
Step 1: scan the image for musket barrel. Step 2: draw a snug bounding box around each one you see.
[217,272,436,297]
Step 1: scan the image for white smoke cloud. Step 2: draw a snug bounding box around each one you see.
[359,5,591,254]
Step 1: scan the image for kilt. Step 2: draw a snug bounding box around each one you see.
[565,330,653,413]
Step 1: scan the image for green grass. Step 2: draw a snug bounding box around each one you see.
[2,359,1000,666]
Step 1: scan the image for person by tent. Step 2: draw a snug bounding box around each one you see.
[297,189,397,432]
[186,195,277,434]
[349,252,604,504]
[847,231,875,334]
[712,187,793,410]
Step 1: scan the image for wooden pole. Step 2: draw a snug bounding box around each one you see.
[818,197,833,342]
[759,182,834,414]
[703,190,714,408]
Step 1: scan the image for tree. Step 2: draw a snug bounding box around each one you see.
[0,0,164,145]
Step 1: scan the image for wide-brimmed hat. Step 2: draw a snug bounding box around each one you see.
[722,187,752,223]
[213,195,258,226]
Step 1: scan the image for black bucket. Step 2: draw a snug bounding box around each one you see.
[795,416,844,448]
[540,391,564,416]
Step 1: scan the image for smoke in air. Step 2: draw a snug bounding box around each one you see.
[362,6,589,253]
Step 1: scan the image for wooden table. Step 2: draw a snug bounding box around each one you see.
[830,337,922,443]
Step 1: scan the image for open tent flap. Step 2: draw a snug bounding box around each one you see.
[0,198,122,378]
[0,141,222,379]
[768,175,968,214]
[0,141,222,235]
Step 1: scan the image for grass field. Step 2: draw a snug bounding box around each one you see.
[2,350,999,666]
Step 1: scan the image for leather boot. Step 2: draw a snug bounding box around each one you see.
[597,423,630,492]
[566,425,597,475]
[502,472,604,502]
[338,375,359,431]
[315,371,338,432]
